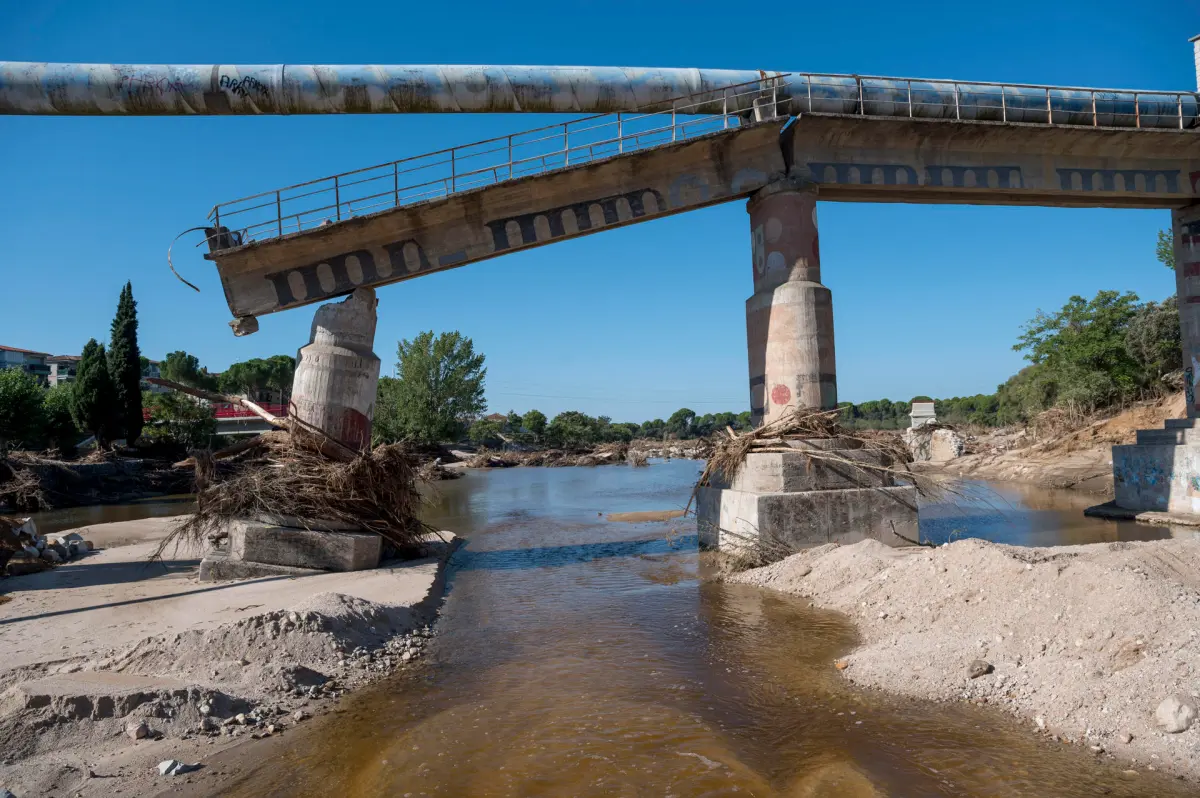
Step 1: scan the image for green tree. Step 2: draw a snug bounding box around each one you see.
[1014,290,1143,411]
[375,331,487,444]
[468,418,504,447]
[108,282,143,442]
[142,391,216,451]
[523,409,547,441]
[665,407,696,439]
[734,411,752,430]
[72,339,119,446]
[42,384,80,454]
[1125,296,1181,388]
[1157,229,1175,270]
[0,368,45,451]
[639,418,666,438]
[505,410,523,433]
[161,350,219,391]
[545,411,599,448]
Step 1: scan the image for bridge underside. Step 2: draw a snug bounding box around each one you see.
[207,112,1200,324]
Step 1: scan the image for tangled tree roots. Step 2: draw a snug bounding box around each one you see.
[160,427,432,558]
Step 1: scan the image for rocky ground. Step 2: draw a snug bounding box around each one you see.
[0,517,456,798]
[936,393,1186,495]
[731,536,1200,783]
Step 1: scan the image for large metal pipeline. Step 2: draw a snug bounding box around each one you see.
[1,61,1196,129]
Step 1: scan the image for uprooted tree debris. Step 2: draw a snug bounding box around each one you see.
[146,378,433,560]
[689,407,951,562]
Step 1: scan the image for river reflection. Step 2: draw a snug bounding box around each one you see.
[192,463,1194,797]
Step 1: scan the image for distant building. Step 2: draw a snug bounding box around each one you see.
[483,413,508,423]
[0,346,51,382]
[46,354,81,387]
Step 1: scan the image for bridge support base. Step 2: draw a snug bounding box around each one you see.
[1098,204,1200,518]
[291,287,382,452]
[699,181,918,557]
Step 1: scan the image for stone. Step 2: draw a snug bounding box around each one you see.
[293,709,308,722]
[227,520,382,572]
[1,789,15,798]
[157,760,199,776]
[41,548,62,564]
[968,659,993,679]
[198,703,211,716]
[125,720,149,740]
[234,713,247,725]
[1122,732,1134,744]
[6,551,48,576]
[1155,696,1197,733]
[49,542,70,561]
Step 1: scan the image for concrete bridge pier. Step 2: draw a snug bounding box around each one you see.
[745,181,837,425]
[1104,204,1200,518]
[201,287,384,581]
[697,181,919,557]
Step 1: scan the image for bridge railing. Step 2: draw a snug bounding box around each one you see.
[207,72,1198,251]
[208,77,786,248]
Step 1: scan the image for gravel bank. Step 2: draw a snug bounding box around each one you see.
[731,537,1200,782]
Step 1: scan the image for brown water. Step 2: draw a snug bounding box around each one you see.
[28,495,194,537]
[176,465,1196,796]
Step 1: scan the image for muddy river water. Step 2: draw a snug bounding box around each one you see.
[164,462,1196,797]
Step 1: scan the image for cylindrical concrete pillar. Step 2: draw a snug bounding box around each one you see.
[745,181,836,426]
[290,287,382,450]
[1173,204,1200,418]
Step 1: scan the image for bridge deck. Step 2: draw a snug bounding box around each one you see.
[202,78,1200,328]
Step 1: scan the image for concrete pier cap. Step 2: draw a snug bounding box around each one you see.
[289,287,381,451]
[746,178,836,426]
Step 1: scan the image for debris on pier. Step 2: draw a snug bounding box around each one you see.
[147,379,430,559]
[694,406,922,494]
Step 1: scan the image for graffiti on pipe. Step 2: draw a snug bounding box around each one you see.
[219,75,270,100]
[1055,168,1182,193]
[485,188,665,252]
[1187,366,1196,411]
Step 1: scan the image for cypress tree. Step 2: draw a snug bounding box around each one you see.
[108,282,144,442]
[73,339,118,447]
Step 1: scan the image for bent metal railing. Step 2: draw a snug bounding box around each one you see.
[208,77,787,248]
[208,72,1199,249]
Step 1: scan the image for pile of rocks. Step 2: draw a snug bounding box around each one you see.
[1,517,93,577]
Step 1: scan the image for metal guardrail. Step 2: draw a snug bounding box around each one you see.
[209,78,786,248]
[208,73,1199,250]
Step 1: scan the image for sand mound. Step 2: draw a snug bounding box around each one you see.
[0,589,437,796]
[732,536,1200,781]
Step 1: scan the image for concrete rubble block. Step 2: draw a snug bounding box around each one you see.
[696,485,919,553]
[712,450,894,493]
[227,519,382,572]
[198,550,324,582]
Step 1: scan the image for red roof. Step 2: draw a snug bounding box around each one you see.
[0,345,50,357]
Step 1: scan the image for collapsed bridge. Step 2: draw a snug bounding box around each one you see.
[7,49,1200,547]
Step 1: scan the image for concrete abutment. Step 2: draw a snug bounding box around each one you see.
[1100,204,1200,519]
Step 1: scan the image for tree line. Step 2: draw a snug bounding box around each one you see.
[843,237,1181,429]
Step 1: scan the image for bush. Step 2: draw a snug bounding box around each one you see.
[468,419,503,448]
[0,368,45,451]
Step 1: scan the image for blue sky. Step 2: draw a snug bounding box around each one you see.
[0,1,1193,421]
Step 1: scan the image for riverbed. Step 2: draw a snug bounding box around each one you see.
[159,462,1197,797]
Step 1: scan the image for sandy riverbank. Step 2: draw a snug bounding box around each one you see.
[0,516,457,798]
[731,536,1200,783]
